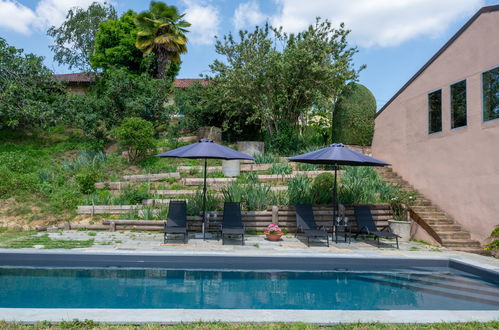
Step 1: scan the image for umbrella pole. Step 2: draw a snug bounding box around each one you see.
[202,158,207,237]
[333,165,338,229]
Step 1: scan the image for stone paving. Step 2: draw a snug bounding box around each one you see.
[36,230,499,271]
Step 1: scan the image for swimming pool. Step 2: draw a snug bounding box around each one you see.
[1,253,498,311]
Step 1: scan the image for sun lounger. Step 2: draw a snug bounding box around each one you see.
[221,202,245,245]
[164,200,188,243]
[354,205,399,248]
[295,204,329,247]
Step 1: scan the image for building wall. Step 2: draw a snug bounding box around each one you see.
[372,11,499,242]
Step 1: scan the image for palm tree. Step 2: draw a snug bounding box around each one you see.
[134,2,190,78]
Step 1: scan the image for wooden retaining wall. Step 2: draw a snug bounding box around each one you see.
[73,204,392,233]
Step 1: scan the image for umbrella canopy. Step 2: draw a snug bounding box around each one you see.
[156,138,255,160]
[288,143,389,166]
[155,139,254,238]
[289,143,389,232]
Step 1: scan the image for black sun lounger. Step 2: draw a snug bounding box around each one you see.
[222,202,245,245]
[164,200,188,243]
[295,204,329,247]
[354,205,399,248]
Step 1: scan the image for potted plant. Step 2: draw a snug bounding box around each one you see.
[265,224,283,241]
[388,193,415,240]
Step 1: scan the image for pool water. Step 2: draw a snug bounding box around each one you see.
[1,268,498,310]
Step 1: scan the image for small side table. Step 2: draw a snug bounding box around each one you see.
[204,213,222,240]
[334,217,351,244]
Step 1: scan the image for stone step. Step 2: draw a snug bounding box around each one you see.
[438,232,471,240]
[441,239,481,247]
[424,219,456,225]
[411,206,441,212]
[450,247,490,256]
[431,225,463,232]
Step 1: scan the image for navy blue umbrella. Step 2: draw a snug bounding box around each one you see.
[289,143,389,229]
[155,139,255,234]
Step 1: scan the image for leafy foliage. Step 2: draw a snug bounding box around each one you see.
[484,227,499,252]
[113,117,156,163]
[0,38,63,129]
[268,163,293,175]
[59,67,173,139]
[47,2,117,71]
[332,83,376,146]
[195,20,362,142]
[90,10,156,75]
[288,175,312,205]
[309,172,334,205]
[134,1,190,78]
[338,167,397,204]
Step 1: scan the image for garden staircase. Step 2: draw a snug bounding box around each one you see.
[376,167,487,255]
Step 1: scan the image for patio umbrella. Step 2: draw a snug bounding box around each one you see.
[288,143,389,226]
[155,139,255,234]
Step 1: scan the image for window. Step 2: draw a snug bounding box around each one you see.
[450,80,467,128]
[428,89,442,133]
[483,67,499,121]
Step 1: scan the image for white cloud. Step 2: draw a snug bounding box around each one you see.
[233,0,266,30]
[34,0,107,30]
[271,0,484,47]
[0,0,107,35]
[182,0,220,45]
[0,1,37,34]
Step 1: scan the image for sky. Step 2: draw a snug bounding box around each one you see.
[0,0,497,109]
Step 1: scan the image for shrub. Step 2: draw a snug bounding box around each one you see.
[76,170,100,194]
[254,153,280,164]
[484,227,499,254]
[338,167,397,204]
[287,175,312,205]
[332,83,376,146]
[310,173,334,205]
[113,185,149,205]
[221,181,244,203]
[244,182,272,211]
[113,117,156,163]
[187,190,221,216]
[268,162,292,175]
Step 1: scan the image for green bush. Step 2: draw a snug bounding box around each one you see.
[113,117,156,163]
[76,170,100,194]
[338,167,397,204]
[221,181,244,203]
[310,172,334,205]
[0,152,39,174]
[244,182,272,211]
[288,175,312,205]
[332,83,376,146]
[265,125,302,156]
[268,163,292,175]
[187,190,221,216]
[254,153,280,164]
[485,227,499,253]
[113,185,149,205]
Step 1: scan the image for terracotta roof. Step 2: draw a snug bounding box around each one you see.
[53,73,96,83]
[375,5,499,118]
[173,78,208,88]
[53,73,207,88]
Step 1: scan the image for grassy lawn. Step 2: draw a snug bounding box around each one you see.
[0,321,498,329]
[0,229,94,249]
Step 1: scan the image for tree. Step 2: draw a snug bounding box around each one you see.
[113,117,156,163]
[0,38,63,129]
[91,10,155,74]
[199,20,363,143]
[47,2,117,71]
[59,67,173,139]
[331,83,376,146]
[134,1,190,78]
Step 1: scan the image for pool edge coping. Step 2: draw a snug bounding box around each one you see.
[0,309,498,324]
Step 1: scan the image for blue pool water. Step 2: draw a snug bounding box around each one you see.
[1,268,498,310]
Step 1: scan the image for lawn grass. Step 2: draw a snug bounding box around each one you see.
[0,321,497,330]
[0,230,94,249]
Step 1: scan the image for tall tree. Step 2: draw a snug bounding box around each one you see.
[198,20,363,141]
[0,38,63,129]
[134,1,190,78]
[47,2,117,71]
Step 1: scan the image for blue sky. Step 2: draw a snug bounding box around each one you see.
[0,0,497,109]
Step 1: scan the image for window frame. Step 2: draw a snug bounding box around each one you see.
[450,79,467,130]
[482,65,499,123]
[428,88,443,134]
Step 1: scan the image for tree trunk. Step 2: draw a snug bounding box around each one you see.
[157,53,169,79]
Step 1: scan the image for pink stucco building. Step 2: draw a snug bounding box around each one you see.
[372,5,499,243]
